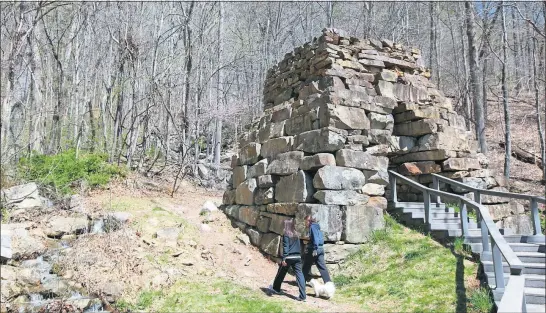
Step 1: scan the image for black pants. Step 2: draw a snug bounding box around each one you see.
[302,249,331,283]
[272,258,306,300]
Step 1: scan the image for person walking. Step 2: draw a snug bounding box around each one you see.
[268,218,307,302]
[302,215,332,284]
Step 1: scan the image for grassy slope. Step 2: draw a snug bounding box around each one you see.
[332,215,492,313]
[117,279,314,313]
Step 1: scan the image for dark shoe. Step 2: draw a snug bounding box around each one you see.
[268,285,281,295]
[297,297,307,302]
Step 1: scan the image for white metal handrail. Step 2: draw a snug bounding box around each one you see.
[388,170,527,313]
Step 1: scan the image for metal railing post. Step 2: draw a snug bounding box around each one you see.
[432,176,441,207]
[460,199,469,238]
[530,198,541,235]
[492,239,506,291]
[424,190,431,227]
[390,175,398,206]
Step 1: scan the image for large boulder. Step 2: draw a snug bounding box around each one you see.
[300,153,336,171]
[500,215,533,235]
[266,203,299,216]
[314,190,369,205]
[267,151,304,175]
[342,204,385,243]
[239,143,261,165]
[260,233,281,256]
[275,170,314,203]
[1,183,42,209]
[1,232,12,261]
[486,201,525,221]
[319,103,370,130]
[248,160,268,178]
[257,175,278,188]
[261,137,294,159]
[294,128,346,153]
[2,224,46,260]
[313,166,366,190]
[336,149,388,171]
[442,158,481,171]
[255,188,274,205]
[235,179,258,205]
[295,204,343,241]
[393,119,438,137]
[398,161,441,176]
[232,166,248,187]
[238,206,259,226]
[46,216,89,237]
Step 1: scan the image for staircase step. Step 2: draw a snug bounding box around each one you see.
[482,261,546,275]
[526,304,546,313]
[485,273,546,288]
[430,223,464,230]
[525,287,546,304]
[411,212,459,219]
[389,202,446,210]
[481,251,546,264]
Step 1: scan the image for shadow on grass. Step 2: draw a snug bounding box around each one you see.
[450,247,468,313]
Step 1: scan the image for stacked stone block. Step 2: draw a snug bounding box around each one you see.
[222,28,533,263]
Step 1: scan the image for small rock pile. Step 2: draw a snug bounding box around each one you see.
[221,28,535,263]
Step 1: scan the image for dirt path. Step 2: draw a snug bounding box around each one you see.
[152,185,361,312]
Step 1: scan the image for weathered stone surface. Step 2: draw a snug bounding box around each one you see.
[248,159,268,178]
[500,215,533,235]
[257,175,278,188]
[361,183,385,196]
[255,188,274,205]
[442,158,481,171]
[313,166,366,190]
[264,213,292,236]
[486,201,525,221]
[223,190,236,205]
[375,80,394,98]
[451,177,487,193]
[375,70,397,82]
[481,187,510,204]
[246,228,262,246]
[235,179,258,205]
[398,161,441,176]
[387,136,416,155]
[284,114,316,135]
[366,196,388,210]
[418,132,471,153]
[393,119,437,137]
[258,121,285,143]
[323,243,361,263]
[224,205,240,219]
[238,206,259,226]
[47,216,89,237]
[301,153,336,171]
[275,170,315,203]
[1,232,12,261]
[314,190,369,205]
[233,166,248,187]
[271,102,292,122]
[295,204,342,241]
[239,143,261,165]
[368,112,394,130]
[319,103,370,130]
[1,183,42,209]
[256,215,271,233]
[267,151,304,175]
[260,136,294,159]
[266,203,299,216]
[336,149,388,171]
[390,149,457,164]
[342,204,385,243]
[294,128,346,153]
[260,233,281,256]
[368,129,392,145]
[363,170,389,186]
[393,107,440,123]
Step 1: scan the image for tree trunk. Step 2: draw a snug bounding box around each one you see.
[465,1,487,153]
[213,1,224,173]
[501,3,511,178]
[532,37,546,181]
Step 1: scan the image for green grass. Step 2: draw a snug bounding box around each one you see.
[115,279,315,313]
[467,288,494,313]
[333,215,488,313]
[447,202,477,221]
[18,149,125,194]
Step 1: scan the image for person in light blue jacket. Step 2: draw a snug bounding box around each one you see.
[302,215,331,283]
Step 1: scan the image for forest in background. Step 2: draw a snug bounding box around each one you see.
[1,1,545,182]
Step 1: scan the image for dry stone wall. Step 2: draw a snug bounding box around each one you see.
[221,28,534,263]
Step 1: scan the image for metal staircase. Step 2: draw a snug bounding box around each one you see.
[387,171,546,313]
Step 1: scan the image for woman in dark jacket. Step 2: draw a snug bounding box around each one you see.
[268,218,307,302]
[302,215,332,284]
